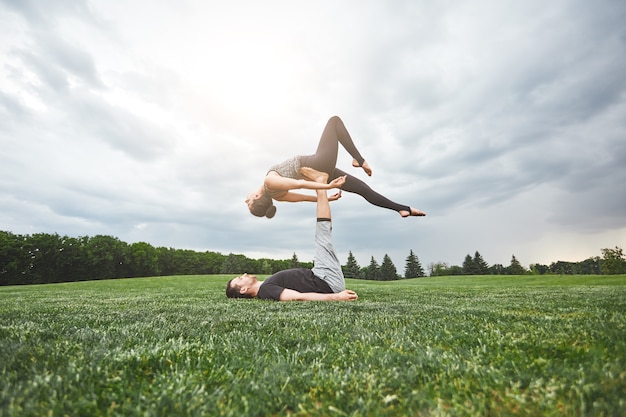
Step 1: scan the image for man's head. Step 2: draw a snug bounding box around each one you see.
[225,273,258,298]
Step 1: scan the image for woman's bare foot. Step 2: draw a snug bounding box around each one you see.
[300,166,329,183]
[352,159,372,176]
[399,207,426,217]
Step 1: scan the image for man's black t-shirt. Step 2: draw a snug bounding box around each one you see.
[257,268,333,301]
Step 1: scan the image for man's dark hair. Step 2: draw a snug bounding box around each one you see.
[249,193,277,218]
[225,278,253,299]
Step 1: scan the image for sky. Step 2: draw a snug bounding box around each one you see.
[1,0,625,273]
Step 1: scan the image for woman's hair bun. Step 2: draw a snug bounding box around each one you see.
[265,205,277,219]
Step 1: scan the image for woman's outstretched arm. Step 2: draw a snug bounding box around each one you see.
[274,191,342,203]
[264,172,345,192]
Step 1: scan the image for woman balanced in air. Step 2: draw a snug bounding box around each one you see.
[245,116,427,219]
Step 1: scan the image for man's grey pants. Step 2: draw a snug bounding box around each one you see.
[311,220,345,293]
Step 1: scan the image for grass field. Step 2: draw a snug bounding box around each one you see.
[1,275,625,416]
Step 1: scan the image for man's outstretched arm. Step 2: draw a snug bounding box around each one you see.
[279,288,358,301]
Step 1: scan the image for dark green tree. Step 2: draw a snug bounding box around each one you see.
[188,250,212,274]
[257,259,271,274]
[379,254,398,281]
[156,247,181,276]
[473,251,489,274]
[550,261,574,275]
[271,259,291,273]
[530,263,550,275]
[489,264,505,275]
[86,235,130,279]
[344,251,360,278]
[462,254,475,275]
[601,246,626,274]
[448,265,464,275]
[365,256,380,280]
[24,233,65,284]
[56,236,88,282]
[507,255,526,275]
[578,257,601,274]
[404,250,424,278]
[204,251,225,274]
[129,242,159,277]
[430,262,464,276]
[429,262,449,276]
[0,231,26,285]
[290,253,299,269]
[221,253,245,274]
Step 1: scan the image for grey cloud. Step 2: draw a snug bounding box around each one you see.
[0,90,27,119]
[0,0,46,24]
[9,31,104,95]
[67,94,174,160]
[33,31,104,90]
[1,0,98,27]
[366,2,626,219]
[12,48,73,94]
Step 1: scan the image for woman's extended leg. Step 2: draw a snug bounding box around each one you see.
[300,116,367,175]
[334,168,426,217]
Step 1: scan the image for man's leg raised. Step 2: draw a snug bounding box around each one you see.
[311,190,345,293]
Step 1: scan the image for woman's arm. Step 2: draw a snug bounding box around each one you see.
[274,191,343,203]
[264,172,345,192]
[275,192,316,202]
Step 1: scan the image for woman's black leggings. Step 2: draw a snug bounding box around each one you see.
[299,116,410,213]
[300,115,364,174]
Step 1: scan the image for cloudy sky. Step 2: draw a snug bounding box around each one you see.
[1,0,625,272]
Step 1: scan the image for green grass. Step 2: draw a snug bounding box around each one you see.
[1,275,625,416]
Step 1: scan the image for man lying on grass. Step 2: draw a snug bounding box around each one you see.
[226,170,358,302]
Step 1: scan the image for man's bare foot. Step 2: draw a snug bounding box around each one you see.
[399,207,426,217]
[352,159,372,176]
[300,166,328,183]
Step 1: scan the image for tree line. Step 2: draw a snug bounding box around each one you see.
[427,248,626,276]
[1,230,624,286]
[0,231,294,286]
[343,249,425,281]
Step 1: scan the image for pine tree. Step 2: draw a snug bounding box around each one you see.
[366,256,379,280]
[344,251,360,278]
[379,254,398,281]
[290,253,299,269]
[404,249,424,278]
[507,255,526,275]
[489,264,505,275]
[473,251,489,274]
[462,254,475,275]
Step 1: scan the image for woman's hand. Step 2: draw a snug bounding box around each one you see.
[328,190,342,202]
[327,175,346,189]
